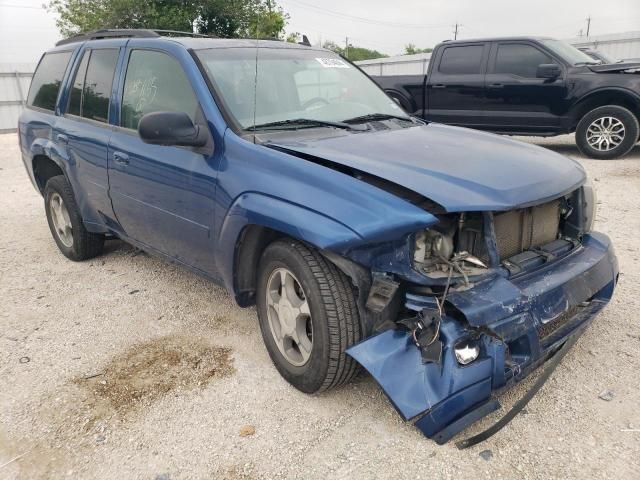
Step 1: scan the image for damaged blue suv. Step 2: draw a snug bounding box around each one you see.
[19,30,618,445]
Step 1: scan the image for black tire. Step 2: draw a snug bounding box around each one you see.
[575,105,639,159]
[44,175,104,261]
[256,240,362,393]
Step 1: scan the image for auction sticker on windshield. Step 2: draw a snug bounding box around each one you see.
[315,58,350,68]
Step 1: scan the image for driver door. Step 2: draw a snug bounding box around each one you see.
[108,48,219,275]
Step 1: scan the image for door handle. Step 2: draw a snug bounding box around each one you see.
[113,151,130,166]
[57,134,69,144]
[432,84,446,89]
[488,83,504,88]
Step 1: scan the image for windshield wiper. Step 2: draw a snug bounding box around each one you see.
[342,113,415,124]
[575,61,601,66]
[248,118,367,131]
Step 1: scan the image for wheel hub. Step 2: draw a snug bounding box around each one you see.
[586,116,625,152]
[265,267,313,366]
[49,192,73,248]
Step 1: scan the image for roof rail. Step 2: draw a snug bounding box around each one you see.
[55,29,212,46]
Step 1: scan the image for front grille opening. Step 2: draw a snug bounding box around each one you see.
[457,200,566,265]
[494,200,561,260]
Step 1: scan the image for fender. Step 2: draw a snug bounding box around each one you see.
[570,86,640,122]
[215,192,364,295]
[215,191,438,298]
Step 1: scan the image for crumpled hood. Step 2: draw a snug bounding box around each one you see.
[270,123,586,212]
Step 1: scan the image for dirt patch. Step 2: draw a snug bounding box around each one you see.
[77,335,234,414]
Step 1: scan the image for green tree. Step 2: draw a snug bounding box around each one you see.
[285,32,300,43]
[404,43,432,55]
[47,0,288,39]
[322,41,387,61]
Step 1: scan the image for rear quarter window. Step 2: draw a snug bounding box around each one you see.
[438,45,484,75]
[27,51,73,111]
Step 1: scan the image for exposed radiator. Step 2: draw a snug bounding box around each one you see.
[493,200,561,260]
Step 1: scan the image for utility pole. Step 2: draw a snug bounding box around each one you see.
[345,36,349,59]
[586,16,591,37]
[453,22,461,40]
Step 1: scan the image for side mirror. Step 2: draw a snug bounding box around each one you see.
[536,63,561,79]
[138,111,208,147]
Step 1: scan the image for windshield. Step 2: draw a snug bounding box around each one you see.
[583,49,616,64]
[196,46,409,130]
[541,39,599,65]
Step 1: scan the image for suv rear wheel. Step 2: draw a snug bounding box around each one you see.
[44,175,104,261]
[576,105,639,159]
[256,240,362,393]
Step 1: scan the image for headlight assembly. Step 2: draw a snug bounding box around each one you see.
[414,230,454,263]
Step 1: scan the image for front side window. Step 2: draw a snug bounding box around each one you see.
[196,47,408,129]
[495,44,552,78]
[121,50,199,130]
[439,45,484,75]
[27,51,72,111]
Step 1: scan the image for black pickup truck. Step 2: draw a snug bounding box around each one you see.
[371,37,640,159]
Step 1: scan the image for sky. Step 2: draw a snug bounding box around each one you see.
[0,0,639,65]
[278,0,640,55]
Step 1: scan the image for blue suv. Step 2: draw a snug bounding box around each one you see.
[19,29,618,444]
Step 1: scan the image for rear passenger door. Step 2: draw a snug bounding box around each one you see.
[483,42,568,132]
[56,45,121,227]
[107,47,219,275]
[426,43,489,127]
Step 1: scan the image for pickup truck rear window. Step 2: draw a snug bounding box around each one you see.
[27,51,72,111]
[439,45,483,75]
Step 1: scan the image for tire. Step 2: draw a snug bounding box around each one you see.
[256,240,362,393]
[44,175,104,261]
[575,105,639,159]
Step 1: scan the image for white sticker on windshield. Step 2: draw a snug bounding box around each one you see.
[315,57,350,68]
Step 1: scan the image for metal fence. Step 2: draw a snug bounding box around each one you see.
[0,63,34,133]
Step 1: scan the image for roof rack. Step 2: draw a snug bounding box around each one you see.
[55,29,212,46]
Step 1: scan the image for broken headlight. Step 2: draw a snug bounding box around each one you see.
[582,178,597,232]
[414,230,454,263]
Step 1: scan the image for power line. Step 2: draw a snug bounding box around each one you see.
[0,2,44,9]
[285,0,450,29]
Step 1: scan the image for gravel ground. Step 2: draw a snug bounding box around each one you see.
[1,132,639,479]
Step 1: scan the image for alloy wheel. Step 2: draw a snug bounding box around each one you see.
[49,192,73,248]
[586,116,625,151]
[265,267,313,366]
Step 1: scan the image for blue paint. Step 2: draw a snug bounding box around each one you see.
[19,36,618,442]
[347,232,617,440]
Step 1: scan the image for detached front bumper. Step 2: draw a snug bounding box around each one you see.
[347,232,618,443]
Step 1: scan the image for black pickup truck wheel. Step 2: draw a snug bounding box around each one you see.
[256,240,362,393]
[44,175,105,261]
[576,105,639,159]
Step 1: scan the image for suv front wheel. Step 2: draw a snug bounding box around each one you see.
[576,105,639,159]
[44,175,105,261]
[256,240,362,393]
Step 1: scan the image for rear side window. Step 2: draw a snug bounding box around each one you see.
[495,44,552,78]
[27,51,72,111]
[67,52,89,116]
[439,45,483,74]
[121,50,198,130]
[66,49,119,123]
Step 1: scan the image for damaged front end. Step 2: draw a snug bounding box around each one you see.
[343,184,618,445]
